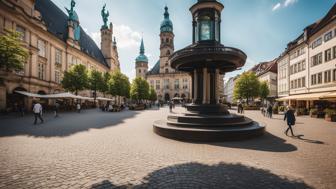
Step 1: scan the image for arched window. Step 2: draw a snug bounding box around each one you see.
[166,50,170,56]
[166,38,169,43]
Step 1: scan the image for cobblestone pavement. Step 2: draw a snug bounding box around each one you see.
[0,107,335,189]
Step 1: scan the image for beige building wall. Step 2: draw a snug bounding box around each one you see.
[277,54,290,97]
[0,0,119,110]
[308,20,336,93]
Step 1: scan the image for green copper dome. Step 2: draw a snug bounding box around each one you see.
[135,38,148,62]
[160,6,173,33]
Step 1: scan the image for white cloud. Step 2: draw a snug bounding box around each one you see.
[284,0,297,7]
[89,24,141,49]
[272,0,298,11]
[272,3,281,11]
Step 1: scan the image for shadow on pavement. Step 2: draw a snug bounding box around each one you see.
[294,135,325,144]
[210,132,297,152]
[0,109,139,138]
[90,162,313,189]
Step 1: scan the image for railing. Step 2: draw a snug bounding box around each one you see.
[170,45,247,61]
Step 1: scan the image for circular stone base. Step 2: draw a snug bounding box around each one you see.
[153,113,265,142]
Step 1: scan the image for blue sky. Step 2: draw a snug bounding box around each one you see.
[51,0,335,81]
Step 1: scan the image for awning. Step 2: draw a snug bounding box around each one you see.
[96,97,114,101]
[15,91,42,98]
[276,92,332,101]
[15,91,94,100]
[320,91,336,100]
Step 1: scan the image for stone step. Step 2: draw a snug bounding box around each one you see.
[167,114,247,124]
[153,120,266,142]
[166,119,253,128]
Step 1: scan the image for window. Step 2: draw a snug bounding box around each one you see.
[199,15,212,41]
[165,68,169,73]
[325,48,332,62]
[290,81,294,89]
[317,72,322,84]
[174,79,179,90]
[333,69,336,82]
[302,77,306,87]
[333,46,336,59]
[55,70,61,84]
[38,40,46,57]
[150,80,154,88]
[139,69,141,73]
[183,78,188,89]
[294,79,297,89]
[290,66,293,75]
[311,75,316,85]
[312,37,322,49]
[156,80,160,90]
[38,63,45,80]
[302,60,306,70]
[298,78,301,88]
[324,70,331,83]
[16,25,25,41]
[324,31,333,42]
[164,79,169,89]
[298,62,301,72]
[311,53,323,67]
[294,64,297,73]
[55,49,62,65]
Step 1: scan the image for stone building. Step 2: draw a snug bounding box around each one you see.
[0,0,120,110]
[277,3,336,108]
[249,60,278,99]
[136,6,224,102]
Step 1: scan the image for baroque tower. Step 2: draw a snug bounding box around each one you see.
[159,6,174,74]
[100,5,119,71]
[135,38,149,79]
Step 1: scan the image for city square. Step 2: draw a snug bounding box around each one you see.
[0,107,335,188]
[1,0,336,188]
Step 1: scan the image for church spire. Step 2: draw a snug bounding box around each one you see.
[164,6,169,19]
[140,38,145,55]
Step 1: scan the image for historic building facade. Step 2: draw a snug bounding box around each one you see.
[276,3,336,108]
[136,6,192,101]
[0,0,120,110]
[136,6,224,102]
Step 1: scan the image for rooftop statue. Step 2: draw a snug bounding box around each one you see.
[101,4,109,29]
[65,0,76,21]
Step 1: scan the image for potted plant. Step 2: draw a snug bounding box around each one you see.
[272,106,279,114]
[278,106,285,113]
[310,108,318,118]
[324,108,336,122]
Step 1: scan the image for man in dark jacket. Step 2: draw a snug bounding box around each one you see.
[284,106,296,136]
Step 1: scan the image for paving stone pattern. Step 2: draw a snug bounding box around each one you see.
[0,107,335,189]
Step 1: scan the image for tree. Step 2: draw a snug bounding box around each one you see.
[61,64,88,95]
[259,81,270,104]
[0,31,29,72]
[108,71,130,104]
[234,72,260,104]
[130,77,149,103]
[88,69,103,102]
[149,86,157,102]
[100,72,111,97]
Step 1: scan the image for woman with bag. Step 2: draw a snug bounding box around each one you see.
[284,106,296,136]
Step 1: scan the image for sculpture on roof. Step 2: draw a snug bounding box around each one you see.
[65,0,76,20]
[101,4,109,29]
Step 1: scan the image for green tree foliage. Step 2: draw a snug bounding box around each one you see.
[61,64,88,95]
[100,72,111,96]
[149,86,157,102]
[130,77,149,102]
[0,31,29,71]
[234,72,260,104]
[259,81,270,101]
[88,69,103,100]
[108,71,130,104]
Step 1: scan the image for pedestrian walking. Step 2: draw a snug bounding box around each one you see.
[77,103,81,113]
[169,101,173,113]
[284,106,296,136]
[33,101,43,124]
[267,104,273,118]
[54,101,60,117]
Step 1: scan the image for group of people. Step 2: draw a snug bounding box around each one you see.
[261,104,273,118]
[237,103,244,114]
